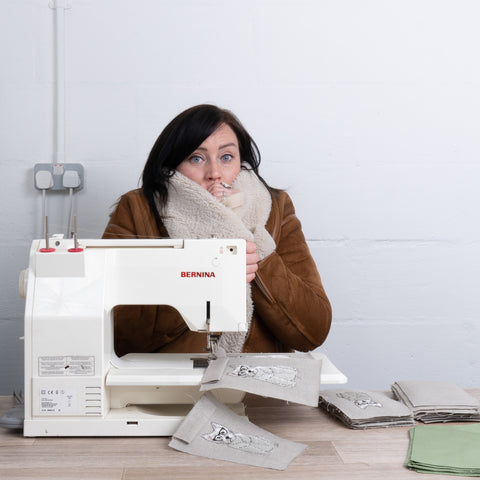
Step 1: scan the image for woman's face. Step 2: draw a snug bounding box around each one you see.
[176,123,241,192]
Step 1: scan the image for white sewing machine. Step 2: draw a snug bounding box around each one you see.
[22,236,346,437]
[22,237,250,437]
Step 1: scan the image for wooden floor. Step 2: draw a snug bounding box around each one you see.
[1,390,479,480]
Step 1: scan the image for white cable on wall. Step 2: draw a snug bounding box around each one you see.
[49,0,70,165]
[47,0,81,238]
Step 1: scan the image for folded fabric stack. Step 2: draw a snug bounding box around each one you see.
[391,381,480,423]
[406,423,480,476]
[318,389,414,429]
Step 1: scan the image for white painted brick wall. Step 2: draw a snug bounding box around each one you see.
[1,0,479,393]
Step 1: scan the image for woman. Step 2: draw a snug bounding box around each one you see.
[103,104,331,356]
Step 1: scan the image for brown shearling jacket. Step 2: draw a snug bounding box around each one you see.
[103,188,332,356]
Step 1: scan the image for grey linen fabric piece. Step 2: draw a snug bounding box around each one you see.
[169,392,306,470]
[392,381,480,423]
[319,389,414,429]
[200,351,322,407]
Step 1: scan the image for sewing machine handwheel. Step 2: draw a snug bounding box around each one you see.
[19,269,28,299]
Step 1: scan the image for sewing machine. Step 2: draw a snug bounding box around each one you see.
[22,237,249,437]
[22,236,347,437]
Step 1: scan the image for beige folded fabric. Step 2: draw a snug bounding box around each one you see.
[392,381,480,423]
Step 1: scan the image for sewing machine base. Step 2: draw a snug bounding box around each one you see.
[24,402,246,437]
[24,353,246,437]
[23,352,347,437]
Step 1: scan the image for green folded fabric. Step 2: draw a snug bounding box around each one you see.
[407,423,480,476]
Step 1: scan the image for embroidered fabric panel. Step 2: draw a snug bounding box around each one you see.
[319,389,414,429]
[169,393,306,470]
[200,351,322,407]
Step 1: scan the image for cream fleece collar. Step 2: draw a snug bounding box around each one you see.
[162,169,275,259]
[158,169,276,352]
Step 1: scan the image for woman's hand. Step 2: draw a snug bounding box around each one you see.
[246,241,259,283]
[207,181,238,202]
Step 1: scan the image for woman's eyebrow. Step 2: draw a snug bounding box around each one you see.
[195,142,238,152]
[219,142,238,150]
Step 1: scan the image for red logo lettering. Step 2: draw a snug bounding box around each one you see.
[180,272,216,278]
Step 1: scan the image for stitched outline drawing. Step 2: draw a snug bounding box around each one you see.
[336,391,383,409]
[228,364,298,388]
[201,422,277,455]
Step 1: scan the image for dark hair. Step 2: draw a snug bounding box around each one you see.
[142,104,269,230]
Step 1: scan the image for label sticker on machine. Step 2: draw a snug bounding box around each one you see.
[39,388,77,413]
[39,356,94,376]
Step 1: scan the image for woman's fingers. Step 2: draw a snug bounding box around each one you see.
[246,241,259,283]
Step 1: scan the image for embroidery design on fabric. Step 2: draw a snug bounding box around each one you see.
[336,391,383,409]
[201,422,277,455]
[228,364,298,388]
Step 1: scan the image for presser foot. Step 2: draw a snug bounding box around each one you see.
[204,332,221,360]
[191,332,220,368]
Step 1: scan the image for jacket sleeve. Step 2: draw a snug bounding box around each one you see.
[251,192,332,351]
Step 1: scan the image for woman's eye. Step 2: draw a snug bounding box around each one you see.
[221,154,233,162]
[189,155,204,164]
